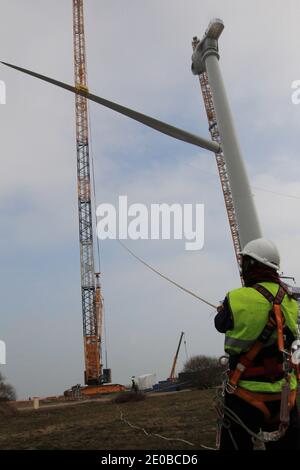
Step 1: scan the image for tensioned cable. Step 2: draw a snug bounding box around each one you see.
[252,186,300,201]
[118,408,216,449]
[186,163,300,202]
[102,300,109,370]
[87,102,110,368]
[84,33,107,364]
[88,102,102,273]
[84,34,102,274]
[87,100,112,372]
[119,408,195,447]
[117,239,218,309]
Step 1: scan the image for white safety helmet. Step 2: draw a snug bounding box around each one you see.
[240,238,280,271]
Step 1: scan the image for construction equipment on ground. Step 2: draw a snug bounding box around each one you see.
[64,382,125,399]
[149,332,188,392]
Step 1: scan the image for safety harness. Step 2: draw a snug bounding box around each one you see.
[225,283,299,432]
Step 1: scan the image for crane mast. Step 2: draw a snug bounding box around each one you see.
[73,0,103,385]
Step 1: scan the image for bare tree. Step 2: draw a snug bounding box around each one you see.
[0,372,16,401]
[180,355,225,389]
[183,355,220,373]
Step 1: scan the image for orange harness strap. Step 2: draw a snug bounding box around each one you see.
[229,319,277,388]
[234,387,297,422]
[255,284,286,352]
[273,304,284,351]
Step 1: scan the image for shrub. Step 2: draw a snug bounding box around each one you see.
[0,373,16,401]
[114,390,146,404]
[179,355,225,389]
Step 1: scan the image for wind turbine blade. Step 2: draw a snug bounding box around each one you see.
[1,61,220,154]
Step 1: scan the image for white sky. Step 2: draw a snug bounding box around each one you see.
[1,0,300,398]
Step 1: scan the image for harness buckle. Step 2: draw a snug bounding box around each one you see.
[236,362,246,373]
[225,381,237,394]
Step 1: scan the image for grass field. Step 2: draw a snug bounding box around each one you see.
[0,389,217,450]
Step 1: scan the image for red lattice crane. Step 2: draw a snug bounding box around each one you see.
[73,0,104,386]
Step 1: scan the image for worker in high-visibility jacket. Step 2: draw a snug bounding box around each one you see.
[215,238,300,450]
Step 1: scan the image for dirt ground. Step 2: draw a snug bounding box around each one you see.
[0,389,217,450]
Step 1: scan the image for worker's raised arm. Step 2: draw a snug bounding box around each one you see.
[214,297,233,333]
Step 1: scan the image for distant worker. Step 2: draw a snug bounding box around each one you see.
[215,238,300,450]
[131,376,139,393]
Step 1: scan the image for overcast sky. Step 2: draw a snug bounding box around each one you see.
[1,0,300,399]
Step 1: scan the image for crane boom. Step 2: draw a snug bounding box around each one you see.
[169,332,185,381]
[73,0,102,385]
